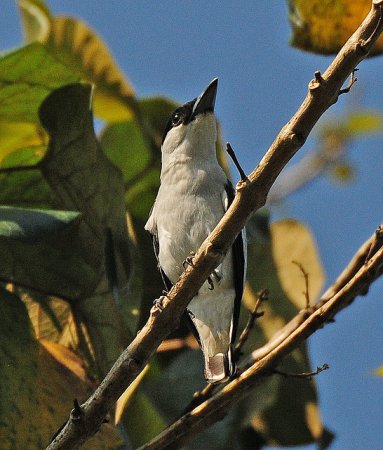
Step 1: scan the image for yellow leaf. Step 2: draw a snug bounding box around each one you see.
[39,338,88,382]
[374,366,383,376]
[0,121,46,163]
[18,0,52,42]
[344,111,383,135]
[289,0,383,56]
[18,1,137,122]
[271,219,325,309]
[115,364,149,424]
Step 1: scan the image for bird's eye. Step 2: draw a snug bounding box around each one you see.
[172,113,182,126]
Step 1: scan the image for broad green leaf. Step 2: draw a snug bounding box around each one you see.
[238,216,331,448]
[0,144,52,208]
[0,205,80,240]
[18,0,137,122]
[0,42,80,123]
[288,0,383,56]
[38,83,134,374]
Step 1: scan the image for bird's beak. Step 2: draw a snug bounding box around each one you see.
[191,78,218,119]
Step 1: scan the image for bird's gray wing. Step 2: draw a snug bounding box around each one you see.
[224,180,247,344]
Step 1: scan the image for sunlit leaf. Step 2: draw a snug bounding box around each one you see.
[18,0,137,122]
[115,364,150,424]
[0,43,80,123]
[39,338,89,382]
[288,0,383,56]
[0,122,46,163]
[271,219,325,309]
[18,0,52,42]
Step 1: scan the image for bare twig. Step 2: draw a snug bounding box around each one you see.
[339,68,359,95]
[226,142,248,182]
[139,227,383,450]
[234,289,267,357]
[272,363,329,380]
[292,261,311,308]
[47,3,383,449]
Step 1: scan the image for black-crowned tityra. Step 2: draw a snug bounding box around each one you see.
[145,78,246,383]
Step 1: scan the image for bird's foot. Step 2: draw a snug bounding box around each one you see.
[183,251,196,270]
[151,295,166,314]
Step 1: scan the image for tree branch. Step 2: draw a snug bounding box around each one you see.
[139,225,383,450]
[46,2,383,449]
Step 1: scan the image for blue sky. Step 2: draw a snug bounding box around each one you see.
[1,2,382,449]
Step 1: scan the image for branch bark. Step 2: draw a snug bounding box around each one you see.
[139,225,383,450]
[46,2,383,449]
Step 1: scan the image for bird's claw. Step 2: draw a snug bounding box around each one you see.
[183,251,196,270]
[152,296,166,313]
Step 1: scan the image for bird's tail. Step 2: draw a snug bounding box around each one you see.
[204,346,235,384]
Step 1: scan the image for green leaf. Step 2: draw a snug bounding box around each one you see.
[123,390,167,448]
[18,0,137,122]
[37,83,135,374]
[0,42,80,124]
[0,205,80,241]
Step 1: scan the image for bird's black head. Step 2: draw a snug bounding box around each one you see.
[162,78,218,144]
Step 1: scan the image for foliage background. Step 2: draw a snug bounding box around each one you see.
[1,1,382,449]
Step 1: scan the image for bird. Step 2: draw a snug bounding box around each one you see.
[145,78,246,383]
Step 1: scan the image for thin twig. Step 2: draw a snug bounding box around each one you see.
[234,289,267,357]
[292,261,311,308]
[226,142,248,182]
[339,68,358,95]
[272,363,329,380]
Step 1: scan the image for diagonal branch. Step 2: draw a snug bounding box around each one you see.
[139,226,383,450]
[46,2,383,449]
